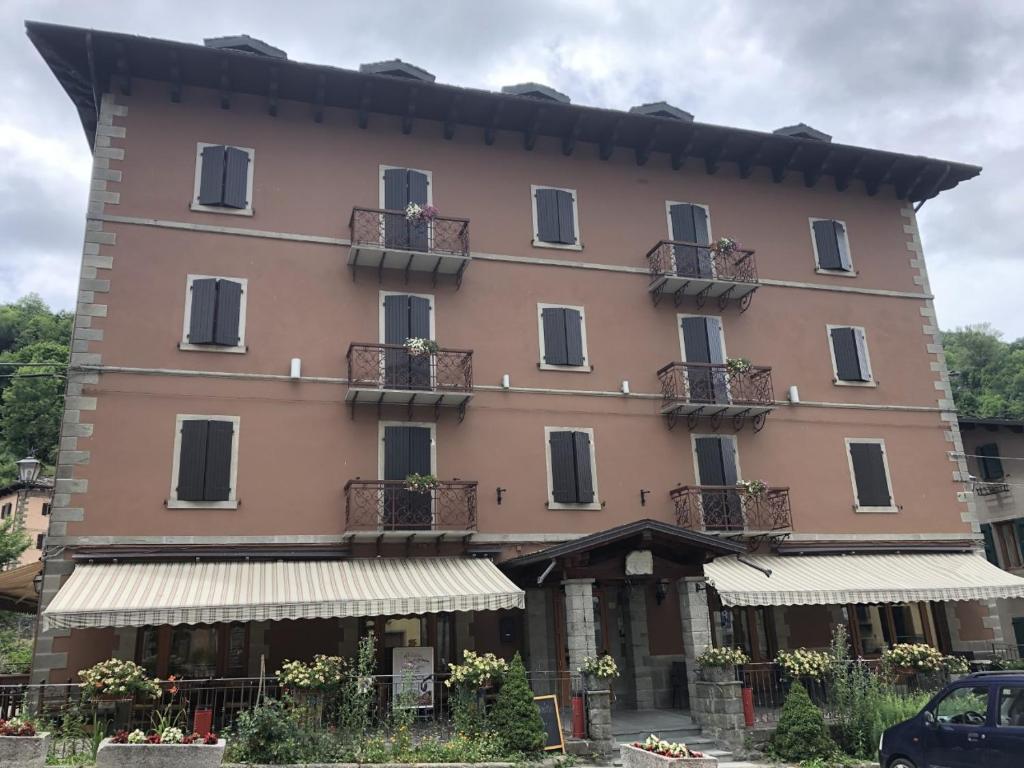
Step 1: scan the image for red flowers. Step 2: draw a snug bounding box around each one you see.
[111,730,129,744]
[0,719,36,737]
[145,732,162,744]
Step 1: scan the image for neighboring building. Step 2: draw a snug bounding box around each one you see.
[0,478,53,570]
[961,417,1024,657]
[26,21,1022,711]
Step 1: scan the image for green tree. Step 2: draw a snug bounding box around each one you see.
[489,653,545,755]
[943,324,1024,419]
[0,341,67,465]
[770,681,837,762]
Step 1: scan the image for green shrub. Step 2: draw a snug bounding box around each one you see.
[867,690,932,752]
[489,653,545,754]
[769,682,837,762]
[225,698,341,764]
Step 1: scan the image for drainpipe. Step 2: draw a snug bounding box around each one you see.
[537,559,557,585]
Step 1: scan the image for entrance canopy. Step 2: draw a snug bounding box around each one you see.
[706,552,1024,607]
[42,557,524,631]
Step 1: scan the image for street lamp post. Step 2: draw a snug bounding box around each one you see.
[9,455,43,566]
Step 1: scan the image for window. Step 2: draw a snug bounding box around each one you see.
[180,276,247,353]
[977,443,1006,481]
[692,434,743,530]
[667,202,712,277]
[538,304,590,371]
[846,438,896,511]
[545,427,599,509]
[827,325,874,385]
[982,523,999,565]
[531,186,580,249]
[809,218,854,273]
[0,503,9,520]
[379,422,436,530]
[933,685,990,726]
[994,521,1023,569]
[680,315,728,403]
[380,292,434,389]
[137,624,248,678]
[168,415,240,509]
[850,603,934,655]
[41,503,51,516]
[380,166,432,251]
[998,686,1024,726]
[35,534,44,550]
[191,143,254,215]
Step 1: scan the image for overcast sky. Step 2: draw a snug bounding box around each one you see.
[1,0,1021,337]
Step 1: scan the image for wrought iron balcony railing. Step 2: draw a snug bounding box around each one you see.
[345,343,473,418]
[348,207,470,285]
[671,484,793,535]
[646,240,759,310]
[657,361,774,431]
[974,480,1011,497]
[344,479,478,533]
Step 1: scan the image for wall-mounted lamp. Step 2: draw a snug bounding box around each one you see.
[496,487,507,505]
[290,358,302,379]
[787,385,800,404]
[655,580,669,605]
[621,380,630,395]
[640,489,650,506]
[693,581,707,593]
[501,374,510,390]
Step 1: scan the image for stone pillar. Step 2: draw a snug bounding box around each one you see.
[627,585,655,709]
[690,678,745,747]
[585,689,615,755]
[678,576,712,706]
[563,578,597,685]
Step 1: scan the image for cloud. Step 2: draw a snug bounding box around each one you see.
[0,0,1020,336]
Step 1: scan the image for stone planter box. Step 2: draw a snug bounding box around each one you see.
[699,665,735,683]
[621,743,717,768]
[96,739,225,767]
[0,732,50,768]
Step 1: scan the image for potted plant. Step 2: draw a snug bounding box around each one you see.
[695,646,748,683]
[404,337,439,357]
[774,648,831,703]
[578,653,620,691]
[943,654,970,681]
[405,203,439,222]
[0,717,49,768]
[881,643,945,679]
[736,479,768,499]
[404,473,440,493]
[724,357,752,377]
[444,650,510,736]
[707,237,741,258]
[79,659,161,704]
[621,733,716,768]
[96,728,224,767]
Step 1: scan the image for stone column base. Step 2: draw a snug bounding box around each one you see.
[585,689,617,755]
[690,680,745,747]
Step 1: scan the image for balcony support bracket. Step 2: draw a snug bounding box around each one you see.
[709,408,727,431]
[431,257,442,287]
[739,290,754,313]
[457,398,468,423]
[665,408,679,431]
[752,411,769,433]
[651,282,666,308]
[686,407,704,431]
[672,281,691,308]
[695,283,713,309]
[732,408,751,431]
[717,285,735,310]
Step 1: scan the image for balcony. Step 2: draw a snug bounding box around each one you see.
[348,207,470,286]
[657,361,775,431]
[346,343,473,419]
[671,485,793,537]
[646,240,759,310]
[974,481,1011,497]
[344,479,478,537]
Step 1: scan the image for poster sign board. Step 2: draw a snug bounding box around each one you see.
[533,694,565,752]
[392,646,435,709]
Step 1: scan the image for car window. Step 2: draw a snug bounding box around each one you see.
[934,686,989,725]
[998,686,1024,727]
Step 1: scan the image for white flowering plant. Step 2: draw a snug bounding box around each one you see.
[943,655,970,675]
[708,237,742,257]
[126,729,147,744]
[277,655,347,691]
[737,479,768,498]
[405,203,440,222]
[633,734,704,759]
[404,337,439,356]
[775,648,831,681]
[444,650,509,689]
[404,473,440,492]
[881,643,945,673]
[696,646,749,668]
[160,727,184,744]
[725,357,753,376]
[579,653,620,680]
[79,659,161,701]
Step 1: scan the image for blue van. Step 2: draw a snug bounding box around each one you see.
[879,671,1024,768]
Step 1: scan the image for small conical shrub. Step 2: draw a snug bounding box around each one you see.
[489,653,545,754]
[770,681,837,762]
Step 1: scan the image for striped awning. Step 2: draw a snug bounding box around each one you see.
[705,552,1024,607]
[42,557,524,631]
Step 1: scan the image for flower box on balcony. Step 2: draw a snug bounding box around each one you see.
[96,738,225,767]
[0,732,50,768]
[621,742,717,768]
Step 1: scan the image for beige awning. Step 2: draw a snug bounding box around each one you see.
[0,561,41,614]
[42,557,524,631]
[705,552,1024,607]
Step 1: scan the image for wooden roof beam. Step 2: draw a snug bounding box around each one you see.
[897,161,931,200]
[704,137,728,175]
[114,41,130,96]
[443,94,461,140]
[523,107,544,151]
[313,73,326,123]
[671,128,699,171]
[803,147,834,188]
[635,124,660,166]
[484,101,503,145]
[168,50,182,103]
[357,84,370,129]
[866,155,899,196]
[219,59,231,110]
[562,113,584,156]
[599,118,622,161]
[771,143,802,183]
[267,66,279,117]
[914,163,951,208]
[737,139,764,179]
[401,87,417,135]
[835,152,867,192]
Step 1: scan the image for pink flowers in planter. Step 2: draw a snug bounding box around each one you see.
[633,734,704,758]
[405,203,440,222]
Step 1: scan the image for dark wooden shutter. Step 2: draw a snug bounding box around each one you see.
[384,426,410,480]
[670,203,699,276]
[1015,519,1024,564]
[177,420,209,501]
[695,437,726,486]
[222,147,250,209]
[981,523,998,564]
[978,443,1005,481]
[849,442,892,507]
[691,205,712,277]
[408,427,432,475]
[564,309,585,366]
[682,317,713,402]
[555,189,576,244]
[813,219,843,269]
[719,438,738,485]
[831,327,864,381]
[384,294,411,389]
[198,145,226,205]
[213,280,243,347]
[542,308,568,365]
[203,420,234,501]
[408,170,430,252]
[833,221,853,270]
[188,278,218,345]
[408,170,429,205]
[853,328,871,380]
[535,188,561,243]
[384,168,410,249]
[549,431,577,503]
[408,295,432,388]
[572,431,594,503]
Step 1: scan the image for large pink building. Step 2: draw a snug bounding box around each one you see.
[26,22,1024,715]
